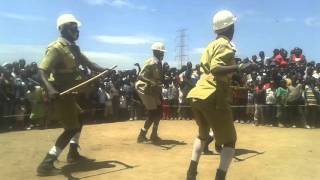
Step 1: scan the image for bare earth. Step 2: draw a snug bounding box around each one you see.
[0,120,320,180]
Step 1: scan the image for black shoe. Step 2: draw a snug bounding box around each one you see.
[186,171,197,180]
[186,160,198,180]
[37,154,61,176]
[215,169,226,180]
[67,143,94,163]
[215,144,222,154]
[137,129,148,143]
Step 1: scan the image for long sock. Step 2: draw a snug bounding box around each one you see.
[219,147,235,172]
[48,146,62,157]
[191,138,205,162]
[70,132,81,144]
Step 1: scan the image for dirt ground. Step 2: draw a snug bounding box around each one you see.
[0,120,320,180]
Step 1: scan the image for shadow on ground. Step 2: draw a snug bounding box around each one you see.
[233,148,265,162]
[61,160,137,180]
[151,139,187,150]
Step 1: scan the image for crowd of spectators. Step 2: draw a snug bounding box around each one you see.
[0,47,320,131]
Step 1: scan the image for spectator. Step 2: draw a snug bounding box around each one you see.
[103,84,113,121]
[276,79,288,127]
[167,80,179,120]
[26,85,46,129]
[286,75,308,128]
[162,83,170,119]
[265,80,277,126]
[304,77,318,128]
[254,80,266,126]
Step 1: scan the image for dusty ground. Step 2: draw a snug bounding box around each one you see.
[0,120,320,180]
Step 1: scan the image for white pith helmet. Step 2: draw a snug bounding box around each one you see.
[56,14,81,30]
[213,10,237,31]
[151,42,166,52]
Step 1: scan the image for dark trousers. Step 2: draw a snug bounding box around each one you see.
[112,96,120,120]
[168,99,178,119]
[276,104,287,125]
[265,104,277,125]
[305,105,318,127]
[287,100,306,127]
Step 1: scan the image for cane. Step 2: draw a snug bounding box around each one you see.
[59,65,117,96]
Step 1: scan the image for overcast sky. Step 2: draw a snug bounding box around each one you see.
[0,0,320,69]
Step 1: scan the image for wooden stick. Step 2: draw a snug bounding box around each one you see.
[60,65,117,96]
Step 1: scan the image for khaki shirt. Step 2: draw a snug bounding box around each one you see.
[187,36,236,102]
[135,57,162,96]
[39,37,83,91]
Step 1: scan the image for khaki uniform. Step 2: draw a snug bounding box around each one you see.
[135,57,162,110]
[187,36,237,145]
[39,37,83,129]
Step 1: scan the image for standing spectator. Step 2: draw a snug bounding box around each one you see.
[290,47,306,66]
[119,93,128,120]
[258,51,267,66]
[265,81,277,126]
[110,81,120,120]
[96,83,107,121]
[128,78,139,121]
[103,84,113,121]
[191,64,201,85]
[276,79,288,127]
[162,83,170,119]
[168,80,179,120]
[286,76,308,128]
[304,77,318,128]
[246,82,255,123]
[26,85,46,129]
[253,80,266,126]
[313,63,320,79]
[1,66,15,130]
[178,62,194,120]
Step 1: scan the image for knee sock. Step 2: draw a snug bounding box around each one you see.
[218,147,235,172]
[191,138,205,162]
[188,138,205,174]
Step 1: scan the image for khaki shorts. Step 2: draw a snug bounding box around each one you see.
[137,91,161,110]
[49,95,80,130]
[190,94,237,146]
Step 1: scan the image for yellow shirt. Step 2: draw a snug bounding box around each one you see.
[135,57,162,96]
[39,37,83,91]
[187,36,236,100]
